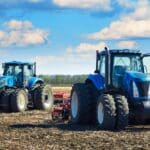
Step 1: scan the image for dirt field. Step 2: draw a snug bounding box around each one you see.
[0,87,150,150]
[0,111,150,150]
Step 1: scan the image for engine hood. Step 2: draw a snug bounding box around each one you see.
[0,75,14,88]
[125,71,150,82]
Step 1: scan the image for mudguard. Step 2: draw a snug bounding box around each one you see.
[86,74,105,90]
[28,77,44,89]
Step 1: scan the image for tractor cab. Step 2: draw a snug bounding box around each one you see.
[0,61,53,113]
[95,49,150,91]
[2,61,36,87]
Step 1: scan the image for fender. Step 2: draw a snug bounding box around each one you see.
[86,74,105,90]
[28,77,44,89]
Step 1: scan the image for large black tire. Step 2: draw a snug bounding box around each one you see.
[10,89,28,112]
[71,83,92,124]
[34,85,54,111]
[0,92,10,112]
[86,83,99,123]
[114,95,129,130]
[96,94,116,130]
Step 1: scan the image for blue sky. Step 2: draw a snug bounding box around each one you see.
[0,0,149,74]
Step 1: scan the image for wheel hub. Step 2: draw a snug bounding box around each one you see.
[18,93,26,109]
[43,90,53,107]
[97,102,104,125]
[71,92,78,118]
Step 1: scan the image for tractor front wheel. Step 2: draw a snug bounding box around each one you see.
[114,95,129,130]
[96,94,116,130]
[10,89,28,112]
[34,85,54,111]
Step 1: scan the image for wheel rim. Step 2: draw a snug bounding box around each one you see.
[97,102,104,125]
[43,90,53,108]
[71,92,78,118]
[18,92,26,110]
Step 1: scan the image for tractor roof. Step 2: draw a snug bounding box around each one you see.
[5,61,34,65]
[100,49,141,55]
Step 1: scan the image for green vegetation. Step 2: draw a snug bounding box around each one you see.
[38,75,88,86]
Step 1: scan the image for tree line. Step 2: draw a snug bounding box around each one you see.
[38,75,88,86]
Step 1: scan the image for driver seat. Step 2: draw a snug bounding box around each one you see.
[113,65,126,88]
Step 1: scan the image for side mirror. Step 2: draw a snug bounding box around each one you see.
[34,62,36,76]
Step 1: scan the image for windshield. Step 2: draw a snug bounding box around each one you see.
[113,54,143,74]
[24,65,33,77]
[3,65,14,76]
[112,54,143,89]
[3,65,23,76]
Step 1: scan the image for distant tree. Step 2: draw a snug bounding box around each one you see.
[38,74,88,86]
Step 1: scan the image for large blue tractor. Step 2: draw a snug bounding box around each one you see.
[0,61,53,112]
[71,48,150,130]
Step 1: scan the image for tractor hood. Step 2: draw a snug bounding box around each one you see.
[0,75,14,88]
[123,71,150,101]
[125,71,150,82]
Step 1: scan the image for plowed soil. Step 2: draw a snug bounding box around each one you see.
[0,87,150,150]
[0,111,150,150]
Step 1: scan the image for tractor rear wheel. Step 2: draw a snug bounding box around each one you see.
[34,85,54,111]
[0,92,10,112]
[96,94,116,130]
[71,83,92,124]
[114,95,129,130]
[10,89,28,112]
[86,83,99,123]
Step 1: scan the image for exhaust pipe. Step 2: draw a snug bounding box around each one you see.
[105,47,110,90]
[34,62,36,77]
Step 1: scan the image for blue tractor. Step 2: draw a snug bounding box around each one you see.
[71,48,150,130]
[0,61,53,112]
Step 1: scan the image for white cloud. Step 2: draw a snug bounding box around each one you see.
[117,41,138,49]
[0,31,5,39]
[0,20,48,47]
[88,20,150,40]
[53,0,111,11]
[5,20,33,30]
[33,54,94,74]
[33,42,107,74]
[68,42,107,54]
[87,0,150,40]
[125,0,150,20]
[117,0,135,8]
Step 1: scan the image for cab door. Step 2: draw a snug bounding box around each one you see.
[143,54,150,74]
[23,65,33,87]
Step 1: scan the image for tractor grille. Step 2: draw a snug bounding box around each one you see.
[137,82,150,97]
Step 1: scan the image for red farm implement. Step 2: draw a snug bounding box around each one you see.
[52,92,70,120]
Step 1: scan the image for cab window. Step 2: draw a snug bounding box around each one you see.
[143,56,150,74]
[24,65,33,77]
[99,56,106,77]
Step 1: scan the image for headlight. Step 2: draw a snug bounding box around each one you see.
[133,81,139,98]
